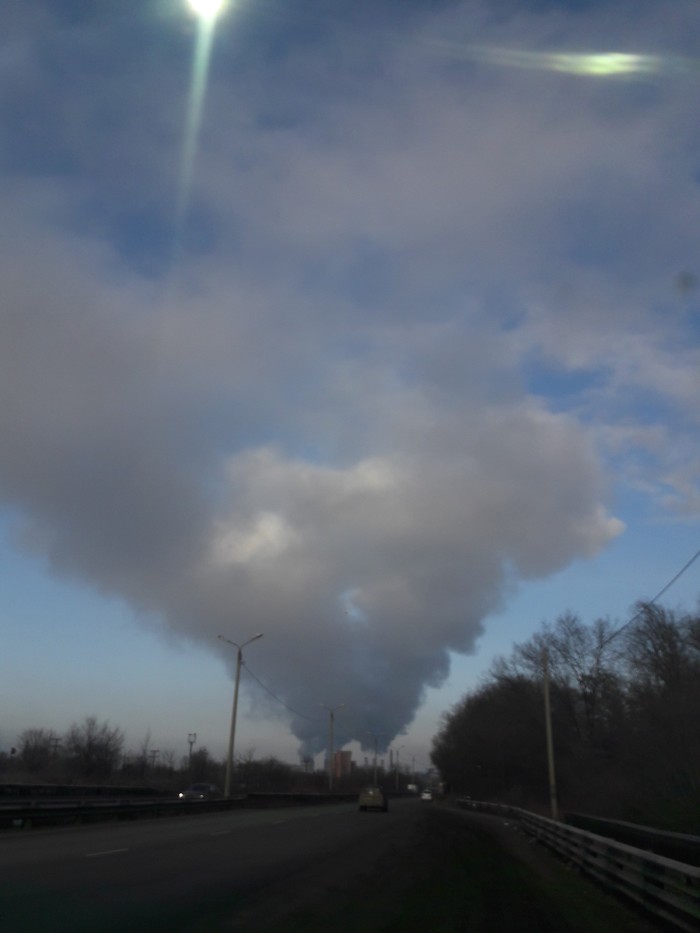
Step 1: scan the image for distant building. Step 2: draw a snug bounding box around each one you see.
[332,750,352,779]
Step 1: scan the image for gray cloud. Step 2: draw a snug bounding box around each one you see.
[4,0,698,752]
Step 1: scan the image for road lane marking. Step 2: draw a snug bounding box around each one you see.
[85,848,129,858]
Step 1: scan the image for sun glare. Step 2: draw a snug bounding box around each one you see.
[187,0,225,20]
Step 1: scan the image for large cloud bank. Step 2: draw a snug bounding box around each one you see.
[2,0,698,751]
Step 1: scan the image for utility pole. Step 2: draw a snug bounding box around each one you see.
[394,745,404,791]
[187,733,197,771]
[542,648,559,820]
[218,633,263,797]
[366,732,383,785]
[321,703,344,792]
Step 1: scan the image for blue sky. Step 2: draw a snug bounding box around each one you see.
[2,0,700,770]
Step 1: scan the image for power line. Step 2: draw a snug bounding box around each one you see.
[602,544,700,646]
[242,662,325,725]
[243,660,370,742]
[241,545,700,734]
[648,546,700,605]
[243,663,361,747]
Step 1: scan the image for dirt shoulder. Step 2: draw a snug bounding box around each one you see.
[441,804,663,933]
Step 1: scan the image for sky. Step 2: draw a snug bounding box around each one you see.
[2,0,700,772]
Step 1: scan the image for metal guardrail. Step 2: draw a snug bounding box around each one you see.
[0,797,230,830]
[0,792,358,830]
[0,783,162,800]
[565,811,700,867]
[457,799,700,931]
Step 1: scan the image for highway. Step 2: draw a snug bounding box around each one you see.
[0,798,419,931]
[1,799,657,931]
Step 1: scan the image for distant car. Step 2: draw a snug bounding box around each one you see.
[420,789,433,801]
[358,786,388,812]
[178,783,223,801]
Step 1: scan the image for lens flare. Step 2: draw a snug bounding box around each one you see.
[175,2,228,254]
[426,37,693,80]
[483,48,666,77]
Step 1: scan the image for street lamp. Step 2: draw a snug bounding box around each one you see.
[321,703,344,792]
[218,632,263,797]
[187,732,197,772]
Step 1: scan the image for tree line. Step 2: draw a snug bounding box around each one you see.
[0,716,413,794]
[430,601,700,831]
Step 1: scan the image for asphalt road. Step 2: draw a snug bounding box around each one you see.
[1,799,659,932]
[0,799,417,932]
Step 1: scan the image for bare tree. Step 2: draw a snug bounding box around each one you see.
[509,613,624,748]
[621,603,700,810]
[18,728,59,773]
[435,604,700,824]
[160,749,176,773]
[189,746,219,783]
[64,716,124,780]
[625,602,694,693]
[549,613,624,747]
